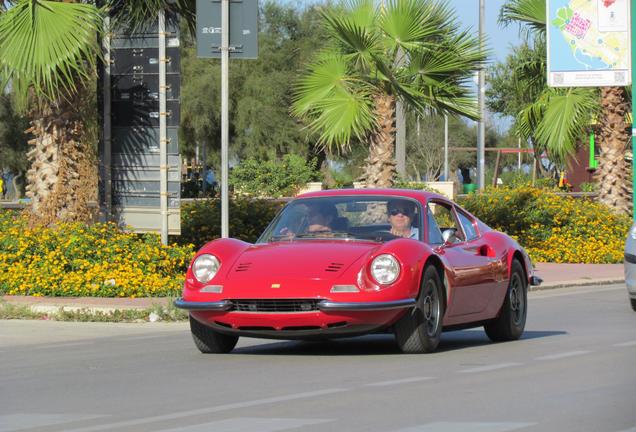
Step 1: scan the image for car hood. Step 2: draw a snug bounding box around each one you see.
[225,240,377,282]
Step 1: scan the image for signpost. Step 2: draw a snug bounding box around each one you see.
[196,0,258,238]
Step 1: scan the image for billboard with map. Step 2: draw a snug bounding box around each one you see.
[547,0,631,87]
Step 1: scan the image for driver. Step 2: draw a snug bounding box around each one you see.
[305,202,338,233]
[387,200,419,239]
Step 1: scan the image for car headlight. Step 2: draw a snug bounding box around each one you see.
[630,224,636,240]
[192,254,220,283]
[370,254,400,285]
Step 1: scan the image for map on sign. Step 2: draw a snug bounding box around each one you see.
[547,0,631,87]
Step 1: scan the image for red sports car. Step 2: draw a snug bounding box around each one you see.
[175,189,541,354]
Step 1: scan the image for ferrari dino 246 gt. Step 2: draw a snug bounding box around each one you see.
[175,189,540,354]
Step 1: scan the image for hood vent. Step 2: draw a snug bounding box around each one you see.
[235,262,252,272]
[325,262,344,273]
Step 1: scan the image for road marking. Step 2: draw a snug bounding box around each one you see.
[613,341,636,347]
[392,421,535,432]
[366,377,435,387]
[63,388,349,432]
[121,334,173,341]
[458,363,522,374]
[0,414,105,432]
[536,350,591,361]
[616,427,636,432]
[156,417,333,432]
[31,341,95,350]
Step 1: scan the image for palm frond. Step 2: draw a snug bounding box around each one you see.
[107,0,196,35]
[499,0,546,34]
[291,51,375,150]
[535,88,599,164]
[0,0,103,110]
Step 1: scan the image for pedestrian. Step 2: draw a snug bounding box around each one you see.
[0,175,5,200]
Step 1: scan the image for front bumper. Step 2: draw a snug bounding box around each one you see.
[174,298,416,312]
[176,298,417,340]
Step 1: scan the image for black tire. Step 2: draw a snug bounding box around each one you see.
[484,259,527,342]
[630,298,636,312]
[394,265,445,353]
[189,315,238,353]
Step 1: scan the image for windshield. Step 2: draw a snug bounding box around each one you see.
[257,196,422,243]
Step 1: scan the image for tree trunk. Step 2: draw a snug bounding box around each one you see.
[595,87,632,216]
[25,97,97,226]
[359,93,396,188]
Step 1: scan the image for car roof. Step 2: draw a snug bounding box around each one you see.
[296,188,449,203]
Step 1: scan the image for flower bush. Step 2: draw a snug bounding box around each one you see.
[460,186,630,263]
[0,211,194,297]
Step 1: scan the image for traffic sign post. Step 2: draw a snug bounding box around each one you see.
[196,0,258,238]
[632,0,635,220]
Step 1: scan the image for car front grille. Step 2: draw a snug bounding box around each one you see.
[229,299,320,313]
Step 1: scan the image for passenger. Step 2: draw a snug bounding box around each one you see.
[387,200,419,239]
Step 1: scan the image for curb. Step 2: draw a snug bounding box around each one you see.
[2,279,627,314]
[529,278,625,291]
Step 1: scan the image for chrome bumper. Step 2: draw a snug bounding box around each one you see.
[174,298,416,312]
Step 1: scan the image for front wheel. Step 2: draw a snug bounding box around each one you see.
[484,259,527,342]
[189,316,238,353]
[394,265,445,353]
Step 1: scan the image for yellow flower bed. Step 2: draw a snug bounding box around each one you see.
[0,211,195,297]
[460,186,630,264]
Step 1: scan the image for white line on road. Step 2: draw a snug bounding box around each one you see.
[458,363,522,374]
[536,350,591,361]
[613,341,636,347]
[63,388,350,432]
[0,414,106,432]
[391,421,535,432]
[366,377,435,387]
[156,417,333,432]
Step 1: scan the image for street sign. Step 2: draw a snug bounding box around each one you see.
[547,0,631,87]
[196,0,258,58]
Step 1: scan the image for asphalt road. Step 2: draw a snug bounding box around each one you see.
[1,284,635,432]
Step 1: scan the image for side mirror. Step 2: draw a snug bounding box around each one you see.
[441,229,457,245]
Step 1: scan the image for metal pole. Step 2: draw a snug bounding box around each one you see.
[396,101,406,178]
[630,0,636,222]
[518,137,521,171]
[102,16,112,220]
[159,10,168,245]
[444,114,449,180]
[477,0,486,190]
[221,0,230,237]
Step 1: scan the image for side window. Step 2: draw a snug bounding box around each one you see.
[457,210,478,241]
[426,202,464,245]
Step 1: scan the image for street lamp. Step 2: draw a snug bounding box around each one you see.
[477,0,486,190]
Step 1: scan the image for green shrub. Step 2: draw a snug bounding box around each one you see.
[459,186,630,263]
[179,198,286,248]
[230,154,319,198]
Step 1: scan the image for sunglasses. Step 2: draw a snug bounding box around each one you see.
[389,208,412,216]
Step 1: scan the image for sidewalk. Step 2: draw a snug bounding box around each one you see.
[1,263,625,313]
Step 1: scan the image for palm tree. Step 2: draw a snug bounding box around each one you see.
[500,0,631,214]
[0,0,194,226]
[292,0,485,187]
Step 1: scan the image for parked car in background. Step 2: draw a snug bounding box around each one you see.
[624,222,636,311]
[176,189,541,354]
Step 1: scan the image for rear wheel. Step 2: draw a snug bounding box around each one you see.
[189,315,238,353]
[484,259,527,342]
[631,298,636,312]
[394,265,444,353]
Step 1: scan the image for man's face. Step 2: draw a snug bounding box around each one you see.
[388,205,413,230]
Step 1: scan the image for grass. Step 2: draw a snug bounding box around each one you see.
[0,299,189,322]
